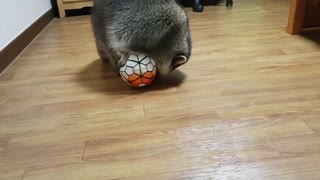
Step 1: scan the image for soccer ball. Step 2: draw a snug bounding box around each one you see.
[119,54,157,87]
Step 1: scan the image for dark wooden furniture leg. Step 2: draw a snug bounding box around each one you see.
[193,0,204,12]
[192,0,233,12]
[226,0,233,7]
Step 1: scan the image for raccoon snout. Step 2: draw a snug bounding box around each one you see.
[171,55,188,71]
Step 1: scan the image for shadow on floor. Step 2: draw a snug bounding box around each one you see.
[77,59,187,95]
[301,31,320,45]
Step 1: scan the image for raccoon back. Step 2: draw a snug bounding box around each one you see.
[91,0,189,54]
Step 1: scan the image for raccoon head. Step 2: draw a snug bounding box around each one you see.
[153,52,190,75]
[156,15,192,75]
[152,29,192,75]
[119,3,192,75]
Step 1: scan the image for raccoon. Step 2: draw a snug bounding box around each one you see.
[91,0,192,76]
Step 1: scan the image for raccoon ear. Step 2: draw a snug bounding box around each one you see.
[171,54,188,70]
[174,55,187,64]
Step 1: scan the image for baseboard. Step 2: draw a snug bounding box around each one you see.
[0,9,54,73]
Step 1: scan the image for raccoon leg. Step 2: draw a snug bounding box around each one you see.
[96,39,123,76]
[98,50,109,63]
[107,48,125,76]
[96,39,109,62]
[117,55,127,69]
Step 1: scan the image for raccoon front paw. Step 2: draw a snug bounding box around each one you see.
[116,59,126,77]
[117,60,126,69]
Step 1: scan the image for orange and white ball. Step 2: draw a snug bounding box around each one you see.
[119,54,157,87]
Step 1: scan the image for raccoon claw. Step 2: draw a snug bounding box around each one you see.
[116,60,125,76]
[117,60,125,69]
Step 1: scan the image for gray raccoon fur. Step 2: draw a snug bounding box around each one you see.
[91,0,192,75]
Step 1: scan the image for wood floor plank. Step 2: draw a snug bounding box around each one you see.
[0,97,7,105]
[0,141,84,168]
[305,119,320,132]
[0,135,9,152]
[8,106,145,146]
[24,132,280,180]
[125,155,320,180]
[0,167,25,180]
[272,134,320,158]
[1,0,320,179]
[83,128,280,162]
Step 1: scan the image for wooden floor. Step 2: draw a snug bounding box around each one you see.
[1,0,320,179]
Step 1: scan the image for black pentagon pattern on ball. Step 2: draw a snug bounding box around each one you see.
[141,61,157,80]
[124,67,140,83]
[120,71,130,81]
[127,55,139,63]
[142,74,154,80]
[139,56,150,65]
[121,54,156,83]
[125,55,140,69]
[125,61,137,68]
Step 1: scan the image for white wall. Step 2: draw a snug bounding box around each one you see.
[0,0,52,50]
